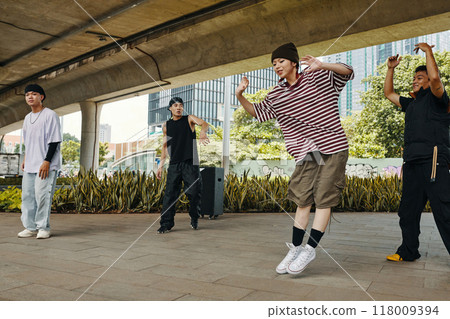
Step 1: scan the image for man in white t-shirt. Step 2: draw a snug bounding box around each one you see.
[18,84,62,239]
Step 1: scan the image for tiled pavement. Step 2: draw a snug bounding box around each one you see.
[0,212,448,301]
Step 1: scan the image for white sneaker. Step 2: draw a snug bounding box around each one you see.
[276,242,303,274]
[287,244,316,275]
[36,229,51,239]
[18,229,38,238]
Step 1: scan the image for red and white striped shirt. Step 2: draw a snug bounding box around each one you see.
[253,64,354,162]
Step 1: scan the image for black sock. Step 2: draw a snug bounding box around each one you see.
[292,226,305,246]
[307,228,324,248]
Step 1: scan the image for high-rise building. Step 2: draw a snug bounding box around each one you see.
[99,124,112,143]
[148,68,278,130]
[322,30,450,116]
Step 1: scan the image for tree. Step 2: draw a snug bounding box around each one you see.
[235,89,292,161]
[99,142,109,165]
[60,133,109,165]
[341,111,388,158]
[61,140,80,164]
[198,88,292,166]
[63,133,79,143]
[232,89,284,143]
[14,143,25,154]
[346,51,449,158]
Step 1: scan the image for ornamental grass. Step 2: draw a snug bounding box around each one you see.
[0,170,431,213]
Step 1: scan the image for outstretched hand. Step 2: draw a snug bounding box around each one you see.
[413,43,434,54]
[387,54,402,69]
[300,55,322,72]
[236,76,249,95]
[199,131,210,146]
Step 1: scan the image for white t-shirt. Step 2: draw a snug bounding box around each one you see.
[22,107,62,173]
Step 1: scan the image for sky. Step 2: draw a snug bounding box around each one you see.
[62,95,149,143]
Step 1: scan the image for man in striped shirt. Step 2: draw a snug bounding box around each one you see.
[235,42,354,275]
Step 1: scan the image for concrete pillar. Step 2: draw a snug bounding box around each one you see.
[79,101,102,172]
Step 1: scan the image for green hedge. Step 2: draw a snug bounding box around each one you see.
[0,177,72,185]
[0,177,22,185]
[0,170,431,213]
[0,186,21,212]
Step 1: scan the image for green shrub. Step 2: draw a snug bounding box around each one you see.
[0,170,432,213]
[0,186,21,212]
[223,172,295,212]
[224,172,431,213]
[56,177,72,185]
[0,177,22,185]
[0,176,73,185]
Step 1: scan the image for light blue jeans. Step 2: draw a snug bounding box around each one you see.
[21,171,57,231]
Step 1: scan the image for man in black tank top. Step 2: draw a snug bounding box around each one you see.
[156,97,210,233]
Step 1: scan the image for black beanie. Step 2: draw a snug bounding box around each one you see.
[271,42,299,65]
[168,97,183,110]
[25,84,46,101]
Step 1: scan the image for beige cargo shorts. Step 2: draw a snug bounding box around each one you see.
[287,150,348,209]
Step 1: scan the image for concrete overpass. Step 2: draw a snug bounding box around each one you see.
[1,0,449,169]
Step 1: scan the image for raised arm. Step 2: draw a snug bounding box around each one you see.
[189,115,210,145]
[300,56,353,75]
[156,123,168,180]
[414,43,444,99]
[235,76,257,118]
[384,55,401,108]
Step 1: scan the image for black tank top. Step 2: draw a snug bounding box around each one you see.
[166,115,198,164]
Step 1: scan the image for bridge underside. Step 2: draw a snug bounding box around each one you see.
[1,0,449,135]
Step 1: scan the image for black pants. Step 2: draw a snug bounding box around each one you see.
[396,161,450,260]
[160,161,202,227]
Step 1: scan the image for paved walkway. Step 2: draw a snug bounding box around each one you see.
[0,212,448,301]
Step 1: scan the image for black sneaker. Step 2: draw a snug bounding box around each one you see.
[157,226,170,234]
[190,220,198,230]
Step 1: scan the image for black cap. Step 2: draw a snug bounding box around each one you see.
[25,84,46,101]
[271,42,299,65]
[168,97,183,110]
